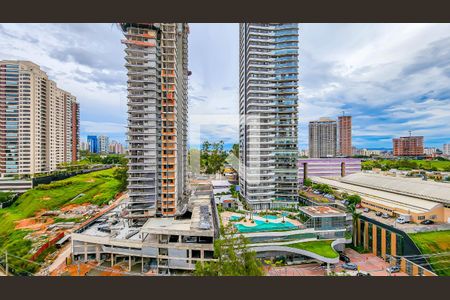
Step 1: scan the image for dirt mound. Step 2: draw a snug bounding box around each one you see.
[15,217,54,231]
[61,203,90,212]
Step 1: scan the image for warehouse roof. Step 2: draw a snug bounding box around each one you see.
[311,176,442,214]
[339,173,450,204]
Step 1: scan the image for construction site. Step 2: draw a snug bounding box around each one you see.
[68,179,219,276]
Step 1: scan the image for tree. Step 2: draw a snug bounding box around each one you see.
[303,178,313,187]
[347,204,361,247]
[346,194,361,206]
[231,143,239,159]
[194,224,264,276]
[113,167,128,192]
[200,140,228,174]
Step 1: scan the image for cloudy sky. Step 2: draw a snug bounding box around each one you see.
[1,23,449,149]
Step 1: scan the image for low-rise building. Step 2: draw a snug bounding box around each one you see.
[311,173,450,224]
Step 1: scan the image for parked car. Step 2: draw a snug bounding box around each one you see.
[420,219,434,225]
[313,190,321,195]
[381,213,390,219]
[387,265,400,273]
[363,208,369,213]
[375,211,382,217]
[355,203,362,208]
[356,271,371,276]
[339,253,350,263]
[342,263,358,270]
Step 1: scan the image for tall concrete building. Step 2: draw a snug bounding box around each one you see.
[338,115,352,157]
[393,135,424,156]
[309,117,337,158]
[239,23,299,210]
[98,135,110,154]
[0,61,79,176]
[121,23,189,223]
[443,144,450,156]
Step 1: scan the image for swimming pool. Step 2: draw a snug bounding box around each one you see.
[261,215,278,220]
[234,220,297,233]
[229,215,243,221]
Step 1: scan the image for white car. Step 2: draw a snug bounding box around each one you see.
[363,208,369,213]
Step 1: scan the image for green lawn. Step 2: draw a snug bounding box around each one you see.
[409,230,450,276]
[0,167,124,275]
[287,240,339,259]
[362,159,450,172]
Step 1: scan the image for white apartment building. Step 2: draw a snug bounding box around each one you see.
[98,135,110,154]
[239,23,299,210]
[0,61,79,176]
[309,117,337,158]
[443,144,450,156]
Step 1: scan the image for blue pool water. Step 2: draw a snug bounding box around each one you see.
[229,215,243,221]
[263,215,278,220]
[234,219,297,233]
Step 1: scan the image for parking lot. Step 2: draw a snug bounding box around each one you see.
[358,209,450,233]
[266,248,408,276]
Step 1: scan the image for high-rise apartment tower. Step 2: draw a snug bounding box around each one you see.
[393,135,424,156]
[338,115,352,157]
[0,61,79,176]
[309,117,337,158]
[239,23,299,210]
[121,23,189,223]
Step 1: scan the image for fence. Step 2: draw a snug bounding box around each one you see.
[31,232,65,261]
[0,193,19,209]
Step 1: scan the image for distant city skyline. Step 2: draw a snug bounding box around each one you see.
[1,23,449,148]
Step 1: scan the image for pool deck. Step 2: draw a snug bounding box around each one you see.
[221,211,302,229]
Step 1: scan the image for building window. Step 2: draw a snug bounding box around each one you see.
[418,216,425,220]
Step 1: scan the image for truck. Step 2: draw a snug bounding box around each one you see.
[396,214,411,224]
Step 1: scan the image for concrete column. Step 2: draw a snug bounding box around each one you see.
[111,253,114,267]
[84,242,88,262]
[129,256,132,271]
[372,225,377,256]
[141,256,144,273]
[413,264,419,276]
[381,229,386,259]
[364,222,369,250]
[357,219,361,245]
[96,245,100,262]
[391,233,397,256]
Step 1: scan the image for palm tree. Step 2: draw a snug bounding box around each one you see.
[347,203,361,247]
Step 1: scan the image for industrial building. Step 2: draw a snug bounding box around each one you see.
[0,61,79,176]
[239,23,299,210]
[121,23,189,221]
[312,173,450,224]
[298,158,361,184]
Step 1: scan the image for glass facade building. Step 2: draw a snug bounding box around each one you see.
[239,23,299,210]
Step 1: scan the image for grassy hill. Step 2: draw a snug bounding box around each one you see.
[0,167,125,275]
[409,230,450,276]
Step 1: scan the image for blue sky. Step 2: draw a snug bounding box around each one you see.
[1,23,449,149]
